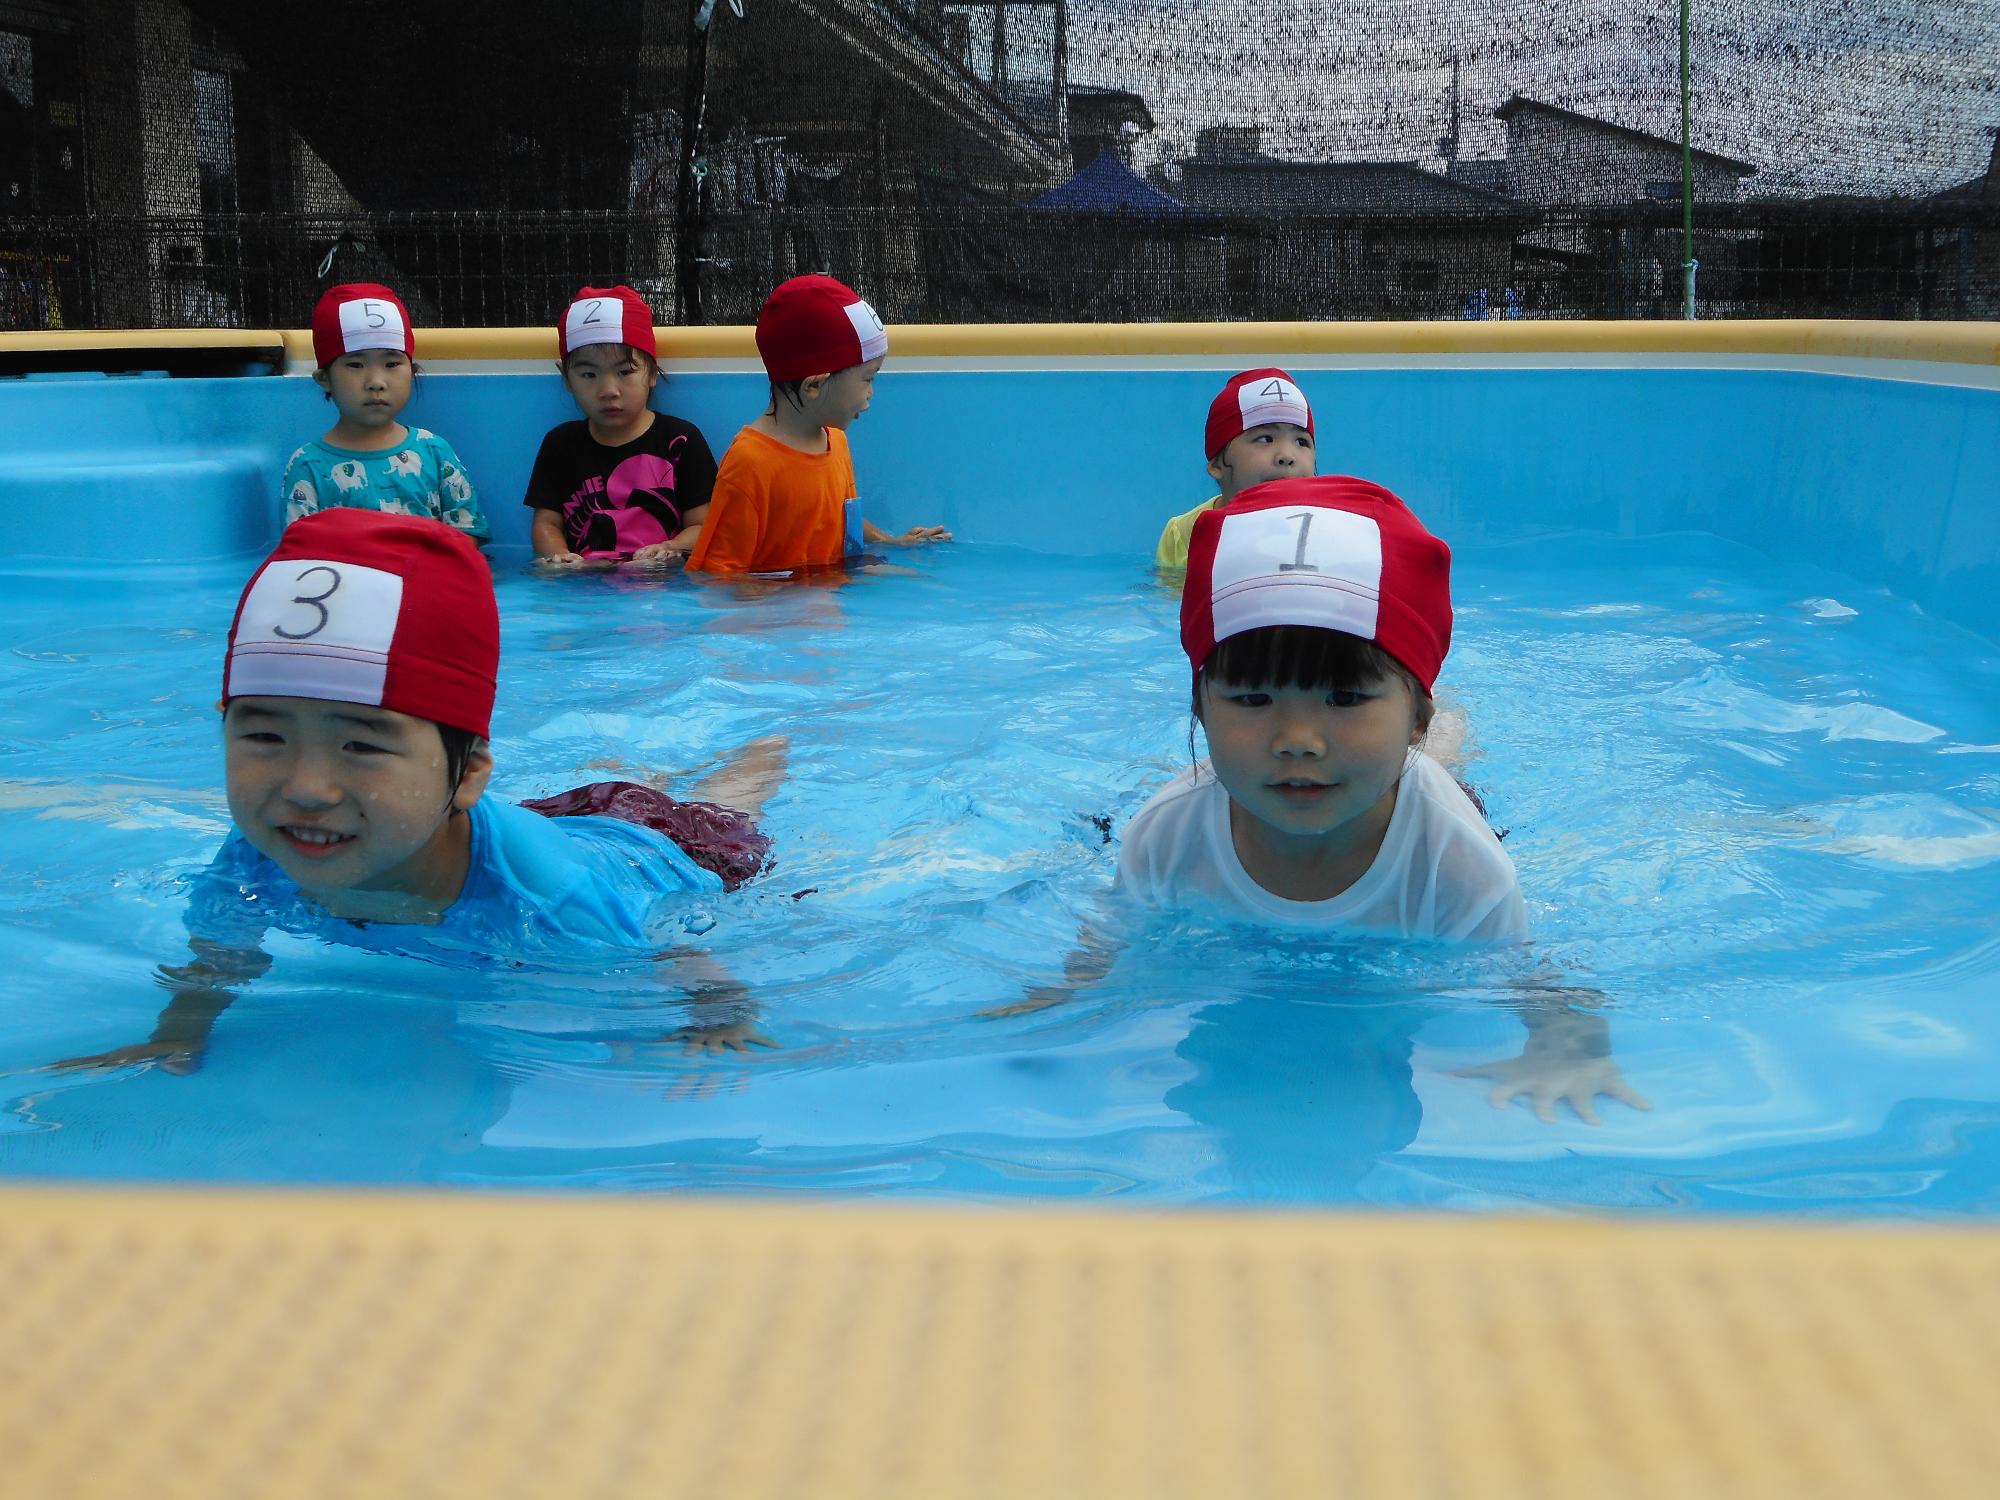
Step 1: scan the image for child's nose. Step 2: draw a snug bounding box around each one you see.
[280,756,342,806]
[1271,713,1325,756]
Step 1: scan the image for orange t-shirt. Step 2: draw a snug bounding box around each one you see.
[687,425,855,574]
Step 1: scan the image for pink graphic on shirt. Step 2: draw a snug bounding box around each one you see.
[565,436,690,559]
[606,451,679,512]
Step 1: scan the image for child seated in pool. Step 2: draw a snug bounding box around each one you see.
[687,274,950,575]
[56,509,783,1074]
[284,284,489,543]
[1153,368,1316,570]
[526,285,721,566]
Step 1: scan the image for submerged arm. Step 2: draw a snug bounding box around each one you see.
[655,947,777,1056]
[52,939,271,1075]
[978,923,1126,1019]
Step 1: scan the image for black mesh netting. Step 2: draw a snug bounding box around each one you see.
[2,0,1997,329]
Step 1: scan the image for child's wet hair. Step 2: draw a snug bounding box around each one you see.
[437,723,480,800]
[562,343,658,376]
[768,377,808,411]
[1194,624,1434,731]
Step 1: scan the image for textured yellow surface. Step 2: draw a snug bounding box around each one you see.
[3,1186,1997,1499]
[5,319,2000,366]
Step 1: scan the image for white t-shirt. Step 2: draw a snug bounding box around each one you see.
[1115,750,1527,941]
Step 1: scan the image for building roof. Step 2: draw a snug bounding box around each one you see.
[1024,148,1208,218]
[1495,94,1758,175]
[1067,82,1156,132]
[1176,155,1528,216]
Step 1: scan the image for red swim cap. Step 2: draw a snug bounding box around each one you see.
[224,510,499,739]
[310,283,414,369]
[755,275,888,382]
[560,285,658,361]
[1204,367,1313,461]
[1181,475,1452,693]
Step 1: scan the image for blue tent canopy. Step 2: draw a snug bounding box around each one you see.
[1023,151,1210,220]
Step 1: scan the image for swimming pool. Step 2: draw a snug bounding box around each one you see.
[3,323,1998,1213]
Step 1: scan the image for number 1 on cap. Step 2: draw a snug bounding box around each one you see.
[1277,512,1320,573]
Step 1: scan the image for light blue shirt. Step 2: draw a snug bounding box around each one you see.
[187,799,723,964]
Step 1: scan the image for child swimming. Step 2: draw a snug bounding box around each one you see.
[526,285,721,566]
[989,476,1646,1123]
[688,274,950,575]
[1130,475,1520,934]
[283,283,489,542]
[1153,368,1316,570]
[56,509,783,1074]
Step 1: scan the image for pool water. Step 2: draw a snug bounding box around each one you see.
[3,533,1999,1212]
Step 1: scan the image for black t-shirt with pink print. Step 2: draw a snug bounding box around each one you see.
[523,415,720,559]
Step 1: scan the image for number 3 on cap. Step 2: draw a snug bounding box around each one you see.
[272,565,342,639]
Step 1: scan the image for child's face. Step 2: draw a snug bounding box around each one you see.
[561,345,659,434]
[224,697,490,908]
[1207,423,1316,499]
[809,357,882,429]
[316,348,413,432]
[1198,670,1422,850]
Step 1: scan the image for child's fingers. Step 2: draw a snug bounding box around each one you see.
[1565,1091,1603,1126]
[1606,1079,1653,1111]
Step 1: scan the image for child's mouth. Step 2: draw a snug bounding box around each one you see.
[1271,780,1333,802]
[280,825,355,857]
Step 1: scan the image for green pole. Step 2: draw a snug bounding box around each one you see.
[1681,0,1696,318]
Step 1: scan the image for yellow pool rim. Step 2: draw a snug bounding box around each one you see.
[4,1183,1999,1498]
[4,317,2000,368]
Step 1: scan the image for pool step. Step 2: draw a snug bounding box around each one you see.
[2,1186,1995,1498]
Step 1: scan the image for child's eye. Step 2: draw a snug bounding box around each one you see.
[237,731,283,745]
[1326,689,1369,708]
[343,740,389,756]
[1226,691,1272,708]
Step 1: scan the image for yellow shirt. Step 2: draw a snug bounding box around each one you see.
[1154,495,1222,569]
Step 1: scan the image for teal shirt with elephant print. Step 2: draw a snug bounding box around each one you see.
[281,428,488,541]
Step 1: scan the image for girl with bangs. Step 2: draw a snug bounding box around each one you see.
[988,477,1649,1128]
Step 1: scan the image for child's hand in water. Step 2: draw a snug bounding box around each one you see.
[1452,1030,1652,1126]
[668,1019,779,1056]
[626,542,688,568]
[881,525,953,545]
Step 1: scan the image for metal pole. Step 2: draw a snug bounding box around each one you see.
[1681,0,1696,318]
[674,0,716,326]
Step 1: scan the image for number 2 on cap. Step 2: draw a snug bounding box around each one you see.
[580,299,607,324]
[272,565,342,639]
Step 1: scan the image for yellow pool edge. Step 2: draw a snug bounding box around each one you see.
[5,1181,1998,1499]
[4,317,1999,366]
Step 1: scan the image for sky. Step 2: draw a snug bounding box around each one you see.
[1056,0,2000,196]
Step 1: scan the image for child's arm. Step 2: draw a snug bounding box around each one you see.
[1451,985,1652,1125]
[51,939,270,1075]
[281,447,321,525]
[432,439,491,546]
[530,507,589,565]
[862,518,953,546]
[978,922,1125,1018]
[646,946,776,1054]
